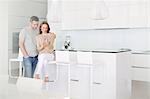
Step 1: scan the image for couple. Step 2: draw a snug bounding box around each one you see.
[19,16,56,82]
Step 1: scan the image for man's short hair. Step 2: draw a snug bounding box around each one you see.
[30,16,39,22]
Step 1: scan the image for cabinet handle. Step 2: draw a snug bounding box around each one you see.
[49,80,55,82]
[132,66,150,69]
[93,82,102,85]
[70,79,79,82]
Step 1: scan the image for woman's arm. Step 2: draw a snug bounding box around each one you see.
[36,36,44,52]
[49,33,56,47]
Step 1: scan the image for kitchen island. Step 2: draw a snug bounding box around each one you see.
[46,49,131,99]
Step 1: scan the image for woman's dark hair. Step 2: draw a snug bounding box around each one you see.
[39,21,50,34]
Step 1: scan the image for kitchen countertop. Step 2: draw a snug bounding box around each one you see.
[131,50,150,55]
[57,49,150,54]
[56,49,131,53]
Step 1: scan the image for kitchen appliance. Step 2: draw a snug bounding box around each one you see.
[62,35,73,50]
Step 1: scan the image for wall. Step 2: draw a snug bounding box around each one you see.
[0,1,8,75]
[8,0,47,59]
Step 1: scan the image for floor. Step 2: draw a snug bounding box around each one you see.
[0,75,66,99]
[131,81,150,99]
[1,68,150,99]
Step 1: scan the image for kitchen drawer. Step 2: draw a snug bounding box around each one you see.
[55,51,70,63]
[131,54,150,68]
[69,51,77,64]
[77,51,92,65]
[132,67,150,82]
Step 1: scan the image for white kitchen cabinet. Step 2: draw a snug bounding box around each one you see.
[92,65,105,85]
[61,0,93,30]
[70,65,90,99]
[131,53,150,82]
[54,50,131,99]
[69,51,91,99]
[92,52,131,99]
[47,51,70,98]
[132,68,150,82]
[148,0,150,27]
[61,0,129,30]
[47,64,69,98]
[47,0,62,23]
[131,54,150,67]
[129,0,149,28]
[49,0,150,29]
[92,1,129,29]
[92,64,106,99]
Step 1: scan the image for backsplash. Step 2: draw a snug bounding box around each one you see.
[55,28,150,51]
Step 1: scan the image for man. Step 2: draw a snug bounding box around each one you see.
[19,16,39,78]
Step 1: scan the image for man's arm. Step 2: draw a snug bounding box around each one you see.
[19,31,29,57]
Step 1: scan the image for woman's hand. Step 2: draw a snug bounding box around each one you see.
[43,42,49,48]
[42,37,49,48]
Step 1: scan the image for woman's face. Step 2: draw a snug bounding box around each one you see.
[41,24,48,33]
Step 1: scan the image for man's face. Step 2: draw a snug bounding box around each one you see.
[30,21,39,30]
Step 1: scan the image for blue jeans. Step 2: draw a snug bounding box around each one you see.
[23,56,38,78]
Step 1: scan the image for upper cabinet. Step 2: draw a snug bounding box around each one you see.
[48,0,150,30]
[61,0,129,30]
[47,0,62,23]
[92,1,129,29]
[129,0,149,28]
[61,0,93,30]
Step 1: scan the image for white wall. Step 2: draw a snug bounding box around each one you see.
[0,1,8,75]
[0,0,8,75]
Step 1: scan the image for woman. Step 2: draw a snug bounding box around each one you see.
[34,21,56,82]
